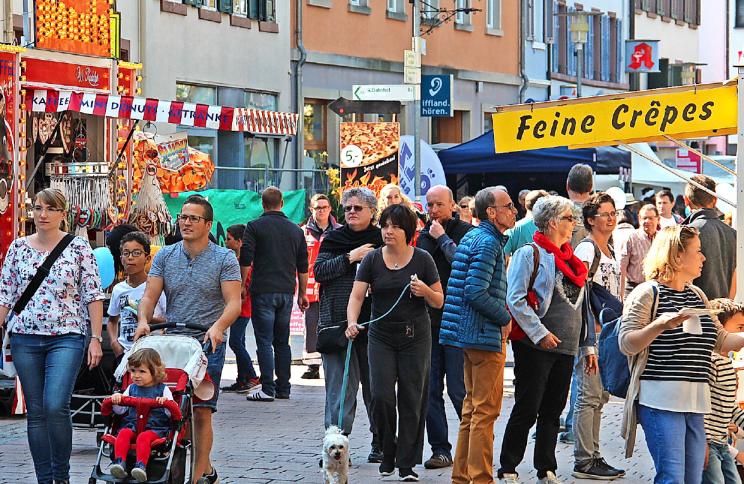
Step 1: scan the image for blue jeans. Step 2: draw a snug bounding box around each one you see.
[229,317,257,383]
[251,292,293,397]
[11,333,85,484]
[426,327,464,456]
[638,404,707,484]
[703,441,742,484]
[565,357,578,432]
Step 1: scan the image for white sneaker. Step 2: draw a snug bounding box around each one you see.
[537,471,561,484]
[500,473,520,484]
[246,390,274,402]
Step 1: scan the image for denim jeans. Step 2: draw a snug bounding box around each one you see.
[251,292,293,397]
[228,316,257,383]
[426,326,465,457]
[638,404,707,484]
[703,442,742,484]
[11,333,85,484]
[564,358,578,432]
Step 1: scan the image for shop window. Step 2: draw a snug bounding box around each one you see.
[243,136,280,191]
[304,100,328,169]
[233,0,248,15]
[176,83,217,105]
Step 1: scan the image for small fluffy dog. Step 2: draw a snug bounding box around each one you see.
[321,426,349,484]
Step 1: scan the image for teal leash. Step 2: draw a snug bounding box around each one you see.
[337,282,412,429]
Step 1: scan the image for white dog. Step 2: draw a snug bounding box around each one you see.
[321,426,349,484]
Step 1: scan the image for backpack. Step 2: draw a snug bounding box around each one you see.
[598,283,658,398]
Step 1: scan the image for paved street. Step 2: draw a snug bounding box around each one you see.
[0,352,656,483]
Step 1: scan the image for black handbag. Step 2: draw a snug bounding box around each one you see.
[316,323,350,354]
[582,238,623,322]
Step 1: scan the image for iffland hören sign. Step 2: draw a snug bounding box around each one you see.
[491,83,737,153]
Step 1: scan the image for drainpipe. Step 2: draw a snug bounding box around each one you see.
[519,0,530,103]
[294,0,307,190]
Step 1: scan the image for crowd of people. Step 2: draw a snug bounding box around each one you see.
[1,165,743,484]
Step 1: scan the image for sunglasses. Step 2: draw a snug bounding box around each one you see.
[344,205,366,213]
[459,204,470,209]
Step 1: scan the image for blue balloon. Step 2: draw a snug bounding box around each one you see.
[93,247,115,289]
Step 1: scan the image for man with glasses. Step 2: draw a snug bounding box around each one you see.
[440,186,516,484]
[416,185,472,470]
[300,194,341,380]
[135,194,242,484]
[240,186,309,402]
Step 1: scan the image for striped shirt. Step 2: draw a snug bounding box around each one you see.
[705,352,744,444]
[640,285,717,383]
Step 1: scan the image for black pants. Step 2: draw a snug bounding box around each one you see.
[498,340,573,478]
[368,317,431,468]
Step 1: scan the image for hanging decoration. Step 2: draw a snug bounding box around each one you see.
[128,157,173,243]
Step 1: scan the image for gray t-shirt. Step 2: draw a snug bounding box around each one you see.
[149,241,241,336]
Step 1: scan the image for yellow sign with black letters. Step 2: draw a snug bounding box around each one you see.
[491,83,737,153]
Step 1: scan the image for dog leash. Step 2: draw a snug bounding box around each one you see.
[337,282,412,428]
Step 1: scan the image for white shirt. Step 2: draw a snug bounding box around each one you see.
[659,215,678,229]
[574,240,622,298]
[108,280,167,350]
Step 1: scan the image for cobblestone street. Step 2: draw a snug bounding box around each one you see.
[0,355,656,483]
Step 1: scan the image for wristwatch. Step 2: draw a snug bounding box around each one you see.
[91,334,103,343]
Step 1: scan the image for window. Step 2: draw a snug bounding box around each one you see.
[671,0,683,20]
[487,0,501,30]
[244,91,278,111]
[176,83,217,105]
[544,0,554,43]
[642,0,656,12]
[233,0,247,16]
[525,0,534,40]
[737,0,744,27]
[423,0,439,21]
[455,0,471,25]
[684,0,699,25]
[349,0,363,6]
[202,0,217,9]
[657,0,670,16]
[387,0,401,13]
[483,112,494,133]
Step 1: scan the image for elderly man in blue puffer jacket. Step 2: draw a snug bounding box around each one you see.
[439,186,517,484]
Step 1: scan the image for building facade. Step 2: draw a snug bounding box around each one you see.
[117,0,293,190]
[294,0,521,174]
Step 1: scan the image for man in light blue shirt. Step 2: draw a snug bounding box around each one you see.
[504,190,549,257]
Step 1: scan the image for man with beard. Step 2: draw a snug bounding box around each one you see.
[416,185,472,469]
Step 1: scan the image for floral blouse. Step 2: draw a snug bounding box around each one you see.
[0,236,105,336]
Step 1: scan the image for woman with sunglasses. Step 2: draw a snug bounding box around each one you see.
[314,187,384,463]
[0,188,104,484]
[457,196,474,224]
[346,204,444,481]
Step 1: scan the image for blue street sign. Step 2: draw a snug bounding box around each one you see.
[421,74,453,117]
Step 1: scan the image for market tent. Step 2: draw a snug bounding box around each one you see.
[438,131,630,175]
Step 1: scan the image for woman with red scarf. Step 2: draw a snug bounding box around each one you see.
[497,195,598,484]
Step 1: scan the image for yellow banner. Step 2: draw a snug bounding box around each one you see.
[491,84,738,153]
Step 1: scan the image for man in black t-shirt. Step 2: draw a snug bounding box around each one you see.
[416,185,472,469]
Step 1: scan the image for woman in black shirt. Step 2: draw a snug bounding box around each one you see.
[346,204,443,481]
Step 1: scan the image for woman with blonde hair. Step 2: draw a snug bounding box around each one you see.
[0,188,104,484]
[620,225,744,483]
[378,183,413,213]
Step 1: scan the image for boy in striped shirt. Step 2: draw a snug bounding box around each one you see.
[704,299,744,484]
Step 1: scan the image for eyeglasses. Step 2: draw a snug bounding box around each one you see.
[491,202,516,211]
[344,205,366,213]
[594,211,618,219]
[459,204,470,209]
[312,205,331,211]
[177,214,208,223]
[121,250,145,258]
[559,215,580,223]
[32,206,64,214]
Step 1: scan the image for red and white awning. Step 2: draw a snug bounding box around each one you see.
[30,89,299,136]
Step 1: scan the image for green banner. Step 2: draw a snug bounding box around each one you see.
[165,189,307,245]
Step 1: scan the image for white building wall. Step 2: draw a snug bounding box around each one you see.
[635,14,700,65]
[698,0,727,83]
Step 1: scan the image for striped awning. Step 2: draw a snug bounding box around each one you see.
[30,89,299,136]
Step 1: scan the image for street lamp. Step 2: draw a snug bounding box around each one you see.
[556,11,600,98]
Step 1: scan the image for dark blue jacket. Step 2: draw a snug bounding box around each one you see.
[439,220,511,351]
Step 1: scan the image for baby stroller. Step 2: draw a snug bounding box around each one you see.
[89,323,212,484]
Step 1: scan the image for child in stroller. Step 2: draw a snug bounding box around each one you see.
[110,348,174,482]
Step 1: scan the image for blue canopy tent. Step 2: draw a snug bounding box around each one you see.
[438,131,631,175]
